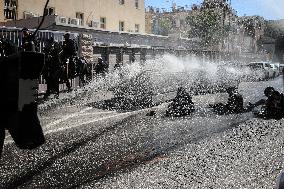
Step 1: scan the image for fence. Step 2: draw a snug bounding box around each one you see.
[0,27,81,93]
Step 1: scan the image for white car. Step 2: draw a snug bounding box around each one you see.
[247,62,274,79]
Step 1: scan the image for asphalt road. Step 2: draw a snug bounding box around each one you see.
[1,77,284,188]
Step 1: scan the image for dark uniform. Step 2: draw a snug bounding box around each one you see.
[21,28,39,52]
[43,38,61,98]
[95,57,108,76]
[166,87,195,117]
[62,33,77,61]
[61,33,77,91]
[249,86,275,108]
[0,37,16,57]
[255,91,284,119]
[248,87,284,119]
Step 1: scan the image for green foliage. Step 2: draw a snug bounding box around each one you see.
[186,10,228,47]
[158,17,172,36]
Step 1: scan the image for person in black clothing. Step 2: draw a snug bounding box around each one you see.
[43,37,61,98]
[249,86,275,108]
[0,37,17,57]
[61,33,77,61]
[95,57,108,77]
[210,86,244,115]
[61,33,77,91]
[165,87,195,117]
[21,27,39,52]
[250,87,284,119]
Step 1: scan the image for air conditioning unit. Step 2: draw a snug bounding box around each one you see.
[58,17,67,24]
[23,11,35,19]
[71,18,81,26]
[89,20,99,28]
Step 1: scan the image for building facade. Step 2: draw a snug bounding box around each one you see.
[1,0,145,33]
[145,6,196,38]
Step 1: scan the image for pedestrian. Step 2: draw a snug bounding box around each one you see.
[165,87,195,117]
[210,86,244,115]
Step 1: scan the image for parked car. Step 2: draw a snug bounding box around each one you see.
[270,63,280,77]
[247,62,274,79]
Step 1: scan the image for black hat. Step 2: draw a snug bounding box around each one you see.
[264,86,274,96]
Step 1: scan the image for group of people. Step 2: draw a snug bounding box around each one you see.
[0,28,94,99]
[42,32,79,98]
[164,86,284,120]
[39,30,93,98]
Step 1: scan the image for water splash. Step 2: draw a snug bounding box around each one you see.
[39,54,262,111]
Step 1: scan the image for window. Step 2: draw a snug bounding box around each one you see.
[76,12,84,25]
[135,24,139,33]
[100,17,106,29]
[4,0,17,20]
[119,0,125,5]
[46,7,55,15]
[119,21,124,31]
[135,0,139,9]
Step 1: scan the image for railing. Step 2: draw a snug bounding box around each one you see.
[0,27,80,92]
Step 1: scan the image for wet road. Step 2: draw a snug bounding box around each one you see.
[1,77,284,188]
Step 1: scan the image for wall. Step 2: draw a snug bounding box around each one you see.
[16,0,145,33]
[0,0,4,22]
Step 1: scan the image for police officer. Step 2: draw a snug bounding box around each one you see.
[43,37,61,98]
[0,37,16,57]
[61,33,77,62]
[95,57,108,77]
[21,27,39,52]
[166,87,195,117]
[61,33,77,92]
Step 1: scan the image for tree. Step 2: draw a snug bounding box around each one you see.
[186,9,228,47]
[158,17,172,36]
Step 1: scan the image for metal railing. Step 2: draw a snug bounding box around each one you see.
[0,27,80,92]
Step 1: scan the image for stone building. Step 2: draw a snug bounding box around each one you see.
[0,0,145,33]
[145,5,198,38]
